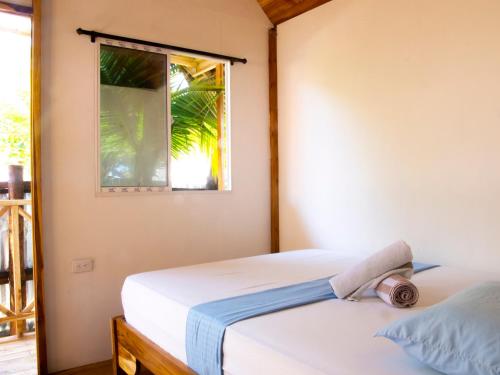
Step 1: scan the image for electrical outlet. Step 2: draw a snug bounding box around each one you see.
[72,258,94,273]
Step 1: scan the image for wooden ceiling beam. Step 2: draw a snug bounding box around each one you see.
[257,0,332,25]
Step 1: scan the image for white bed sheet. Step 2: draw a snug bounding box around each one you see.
[122,249,499,375]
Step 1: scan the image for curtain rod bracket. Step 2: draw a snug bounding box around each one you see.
[77,28,97,43]
[76,28,247,64]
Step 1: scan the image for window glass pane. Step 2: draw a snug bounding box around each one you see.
[100,45,168,188]
[170,55,229,190]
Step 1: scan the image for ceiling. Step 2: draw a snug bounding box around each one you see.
[257,0,332,25]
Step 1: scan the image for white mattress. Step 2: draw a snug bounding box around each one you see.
[122,249,499,375]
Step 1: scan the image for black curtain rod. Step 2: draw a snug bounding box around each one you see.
[76,28,247,65]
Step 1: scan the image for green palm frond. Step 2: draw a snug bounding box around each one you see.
[171,80,224,159]
[99,45,225,187]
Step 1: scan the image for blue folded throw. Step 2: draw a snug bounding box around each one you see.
[186,262,437,375]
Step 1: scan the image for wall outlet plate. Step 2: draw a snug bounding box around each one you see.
[72,258,94,273]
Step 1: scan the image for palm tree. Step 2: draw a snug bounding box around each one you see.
[99,45,224,188]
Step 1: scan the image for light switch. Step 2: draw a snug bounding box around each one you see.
[72,258,94,273]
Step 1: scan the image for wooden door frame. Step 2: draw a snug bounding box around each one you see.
[31,0,48,373]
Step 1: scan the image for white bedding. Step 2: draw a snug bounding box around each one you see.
[122,249,498,375]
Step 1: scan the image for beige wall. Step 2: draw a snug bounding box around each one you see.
[41,0,271,371]
[278,0,500,270]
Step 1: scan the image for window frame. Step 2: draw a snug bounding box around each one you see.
[95,38,231,195]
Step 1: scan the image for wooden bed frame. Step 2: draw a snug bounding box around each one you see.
[111,316,194,375]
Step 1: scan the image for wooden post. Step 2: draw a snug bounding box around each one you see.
[269,28,280,253]
[8,165,24,200]
[215,64,225,191]
[7,165,25,337]
[9,205,23,337]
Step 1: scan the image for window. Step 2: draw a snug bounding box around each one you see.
[98,40,230,192]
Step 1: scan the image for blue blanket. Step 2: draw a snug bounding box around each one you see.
[186,262,438,375]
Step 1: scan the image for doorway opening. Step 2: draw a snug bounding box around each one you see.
[0,4,37,374]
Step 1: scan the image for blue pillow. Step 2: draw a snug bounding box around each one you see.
[376,282,500,375]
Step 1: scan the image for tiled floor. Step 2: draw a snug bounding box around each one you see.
[0,336,37,375]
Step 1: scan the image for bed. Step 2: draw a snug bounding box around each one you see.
[113,249,498,375]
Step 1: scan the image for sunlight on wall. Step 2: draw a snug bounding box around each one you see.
[278,0,500,272]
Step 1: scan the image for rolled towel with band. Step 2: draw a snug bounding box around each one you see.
[329,241,413,299]
[375,274,419,308]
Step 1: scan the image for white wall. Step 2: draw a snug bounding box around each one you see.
[279,0,500,271]
[42,0,271,371]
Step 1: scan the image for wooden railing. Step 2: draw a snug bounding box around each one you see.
[0,165,34,339]
[0,199,35,337]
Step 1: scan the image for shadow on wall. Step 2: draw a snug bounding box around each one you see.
[280,204,315,251]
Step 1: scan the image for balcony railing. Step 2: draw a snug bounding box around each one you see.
[0,165,34,339]
[0,199,35,336]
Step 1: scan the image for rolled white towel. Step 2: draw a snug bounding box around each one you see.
[329,241,413,299]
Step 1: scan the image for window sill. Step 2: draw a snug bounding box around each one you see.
[94,188,232,197]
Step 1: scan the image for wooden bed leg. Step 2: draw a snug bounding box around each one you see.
[111,316,129,375]
[118,345,141,375]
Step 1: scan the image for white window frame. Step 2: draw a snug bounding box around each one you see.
[95,38,231,194]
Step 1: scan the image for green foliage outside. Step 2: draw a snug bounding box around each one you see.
[170,71,224,181]
[99,45,224,188]
[0,90,30,167]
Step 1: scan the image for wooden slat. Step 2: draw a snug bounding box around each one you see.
[0,199,31,206]
[0,303,14,317]
[7,166,26,337]
[31,0,48,373]
[18,207,32,222]
[170,54,198,68]
[170,55,218,78]
[191,61,218,78]
[22,300,35,314]
[9,205,24,336]
[257,0,332,25]
[8,205,15,334]
[0,206,9,218]
[269,28,280,253]
[0,312,34,324]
